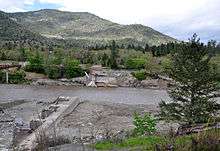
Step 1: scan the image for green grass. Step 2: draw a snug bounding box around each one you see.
[92,129,220,151]
[94,136,165,150]
[93,135,192,150]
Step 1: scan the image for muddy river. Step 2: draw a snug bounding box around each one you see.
[0,84,171,105]
[1,84,220,105]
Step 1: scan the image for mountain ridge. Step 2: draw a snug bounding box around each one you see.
[0,11,53,45]
[1,9,177,47]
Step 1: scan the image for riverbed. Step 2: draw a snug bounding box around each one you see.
[1,84,220,150]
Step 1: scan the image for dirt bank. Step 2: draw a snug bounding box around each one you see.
[31,70,169,89]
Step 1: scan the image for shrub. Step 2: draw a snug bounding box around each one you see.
[45,56,62,79]
[46,65,61,79]
[132,70,147,81]
[133,112,156,135]
[25,51,45,73]
[161,57,172,74]
[125,58,146,69]
[190,129,220,151]
[35,127,71,151]
[64,58,83,78]
[145,55,161,74]
[0,70,26,84]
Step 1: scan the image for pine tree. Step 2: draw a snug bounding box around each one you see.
[110,40,118,69]
[0,51,6,60]
[144,44,149,53]
[159,34,219,124]
[101,53,109,67]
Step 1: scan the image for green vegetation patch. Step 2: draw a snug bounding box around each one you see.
[0,69,26,84]
[131,70,147,81]
[94,136,165,150]
[93,129,220,151]
[125,58,146,69]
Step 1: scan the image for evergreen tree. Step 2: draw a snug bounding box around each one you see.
[110,40,118,69]
[151,46,157,57]
[144,44,150,53]
[207,40,217,56]
[0,51,6,60]
[101,53,109,67]
[18,48,27,61]
[159,34,219,124]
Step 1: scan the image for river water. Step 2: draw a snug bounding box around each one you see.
[1,84,220,105]
[0,84,170,105]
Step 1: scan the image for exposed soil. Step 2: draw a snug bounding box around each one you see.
[54,101,161,143]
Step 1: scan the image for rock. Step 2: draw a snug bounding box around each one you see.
[87,80,97,87]
[71,77,86,84]
[41,104,60,119]
[0,113,13,122]
[41,108,53,119]
[0,107,4,114]
[53,96,70,104]
[33,78,85,86]
[59,78,71,82]
[30,119,42,131]
[141,79,159,88]
[113,130,127,141]
[13,124,31,145]
[95,135,105,141]
[166,144,174,151]
[156,121,179,134]
[119,76,137,87]
[15,117,24,127]
[33,79,58,86]
[36,101,43,104]
[49,105,59,112]
[96,77,118,87]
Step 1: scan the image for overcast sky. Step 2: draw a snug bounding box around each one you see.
[0,0,219,42]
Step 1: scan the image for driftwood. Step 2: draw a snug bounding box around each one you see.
[0,64,21,69]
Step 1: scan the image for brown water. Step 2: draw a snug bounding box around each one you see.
[0,84,170,105]
[1,84,219,105]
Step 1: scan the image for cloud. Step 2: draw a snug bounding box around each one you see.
[0,0,219,42]
[0,0,26,12]
[38,0,220,42]
[155,0,220,42]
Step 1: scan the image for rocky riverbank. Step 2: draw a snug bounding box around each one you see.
[32,70,169,89]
